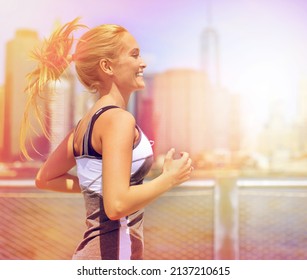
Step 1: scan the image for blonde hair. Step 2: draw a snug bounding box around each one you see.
[75,24,127,92]
[20,17,127,159]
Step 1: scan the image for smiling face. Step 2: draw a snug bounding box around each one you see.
[111,32,147,93]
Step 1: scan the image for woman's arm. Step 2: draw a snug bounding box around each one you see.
[100,110,192,220]
[35,129,80,193]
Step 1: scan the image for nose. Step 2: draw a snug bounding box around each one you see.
[140,56,147,69]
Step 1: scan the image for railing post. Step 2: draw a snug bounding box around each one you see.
[214,170,239,260]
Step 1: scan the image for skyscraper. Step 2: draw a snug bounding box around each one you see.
[298,76,307,124]
[135,74,155,150]
[75,90,99,125]
[202,86,241,154]
[0,85,4,160]
[47,70,75,153]
[297,76,307,154]
[152,69,209,157]
[200,6,241,155]
[201,0,221,88]
[3,29,41,161]
[200,27,220,88]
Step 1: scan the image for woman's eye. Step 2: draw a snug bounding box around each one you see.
[132,53,139,58]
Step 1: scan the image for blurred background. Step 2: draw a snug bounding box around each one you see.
[0,0,307,260]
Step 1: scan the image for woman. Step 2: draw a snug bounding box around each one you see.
[20,18,193,260]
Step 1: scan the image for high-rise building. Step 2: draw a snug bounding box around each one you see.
[199,7,242,157]
[152,69,209,157]
[202,87,241,154]
[296,76,307,154]
[74,90,98,125]
[135,74,155,149]
[200,27,220,88]
[257,98,301,171]
[201,0,220,88]
[0,85,4,160]
[47,70,75,153]
[3,29,41,161]
[298,77,307,123]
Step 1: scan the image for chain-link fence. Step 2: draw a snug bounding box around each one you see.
[144,186,214,260]
[239,186,307,259]
[1,179,307,260]
[0,184,214,260]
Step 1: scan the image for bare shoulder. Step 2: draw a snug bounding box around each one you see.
[96,107,136,135]
[102,107,135,125]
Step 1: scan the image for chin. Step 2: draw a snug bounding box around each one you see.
[136,83,146,90]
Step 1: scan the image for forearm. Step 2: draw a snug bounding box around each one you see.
[36,173,81,193]
[105,173,175,220]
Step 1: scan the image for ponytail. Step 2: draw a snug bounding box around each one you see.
[20,17,87,159]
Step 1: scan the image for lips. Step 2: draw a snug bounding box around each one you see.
[136,72,143,77]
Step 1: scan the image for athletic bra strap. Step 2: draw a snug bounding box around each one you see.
[82,105,119,157]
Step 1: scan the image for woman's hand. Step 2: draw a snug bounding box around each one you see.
[162,148,193,187]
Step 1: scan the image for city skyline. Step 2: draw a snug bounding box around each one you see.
[0,0,307,166]
[1,2,307,267]
[1,0,307,129]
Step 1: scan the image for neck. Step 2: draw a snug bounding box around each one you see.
[97,84,132,110]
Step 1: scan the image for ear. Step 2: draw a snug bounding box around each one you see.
[99,59,113,75]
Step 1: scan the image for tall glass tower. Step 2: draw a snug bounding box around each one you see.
[200,1,241,154]
[200,27,220,88]
[200,13,220,88]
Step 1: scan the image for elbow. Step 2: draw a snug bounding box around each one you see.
[105,200,125,221]
[35,175,47,190]
[107,213,121,221]
[35,166,50,190]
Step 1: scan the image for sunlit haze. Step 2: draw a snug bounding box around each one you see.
[2,1,307,265]
[1,0,307,127]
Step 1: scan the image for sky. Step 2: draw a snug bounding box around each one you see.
[1,0,307,127]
